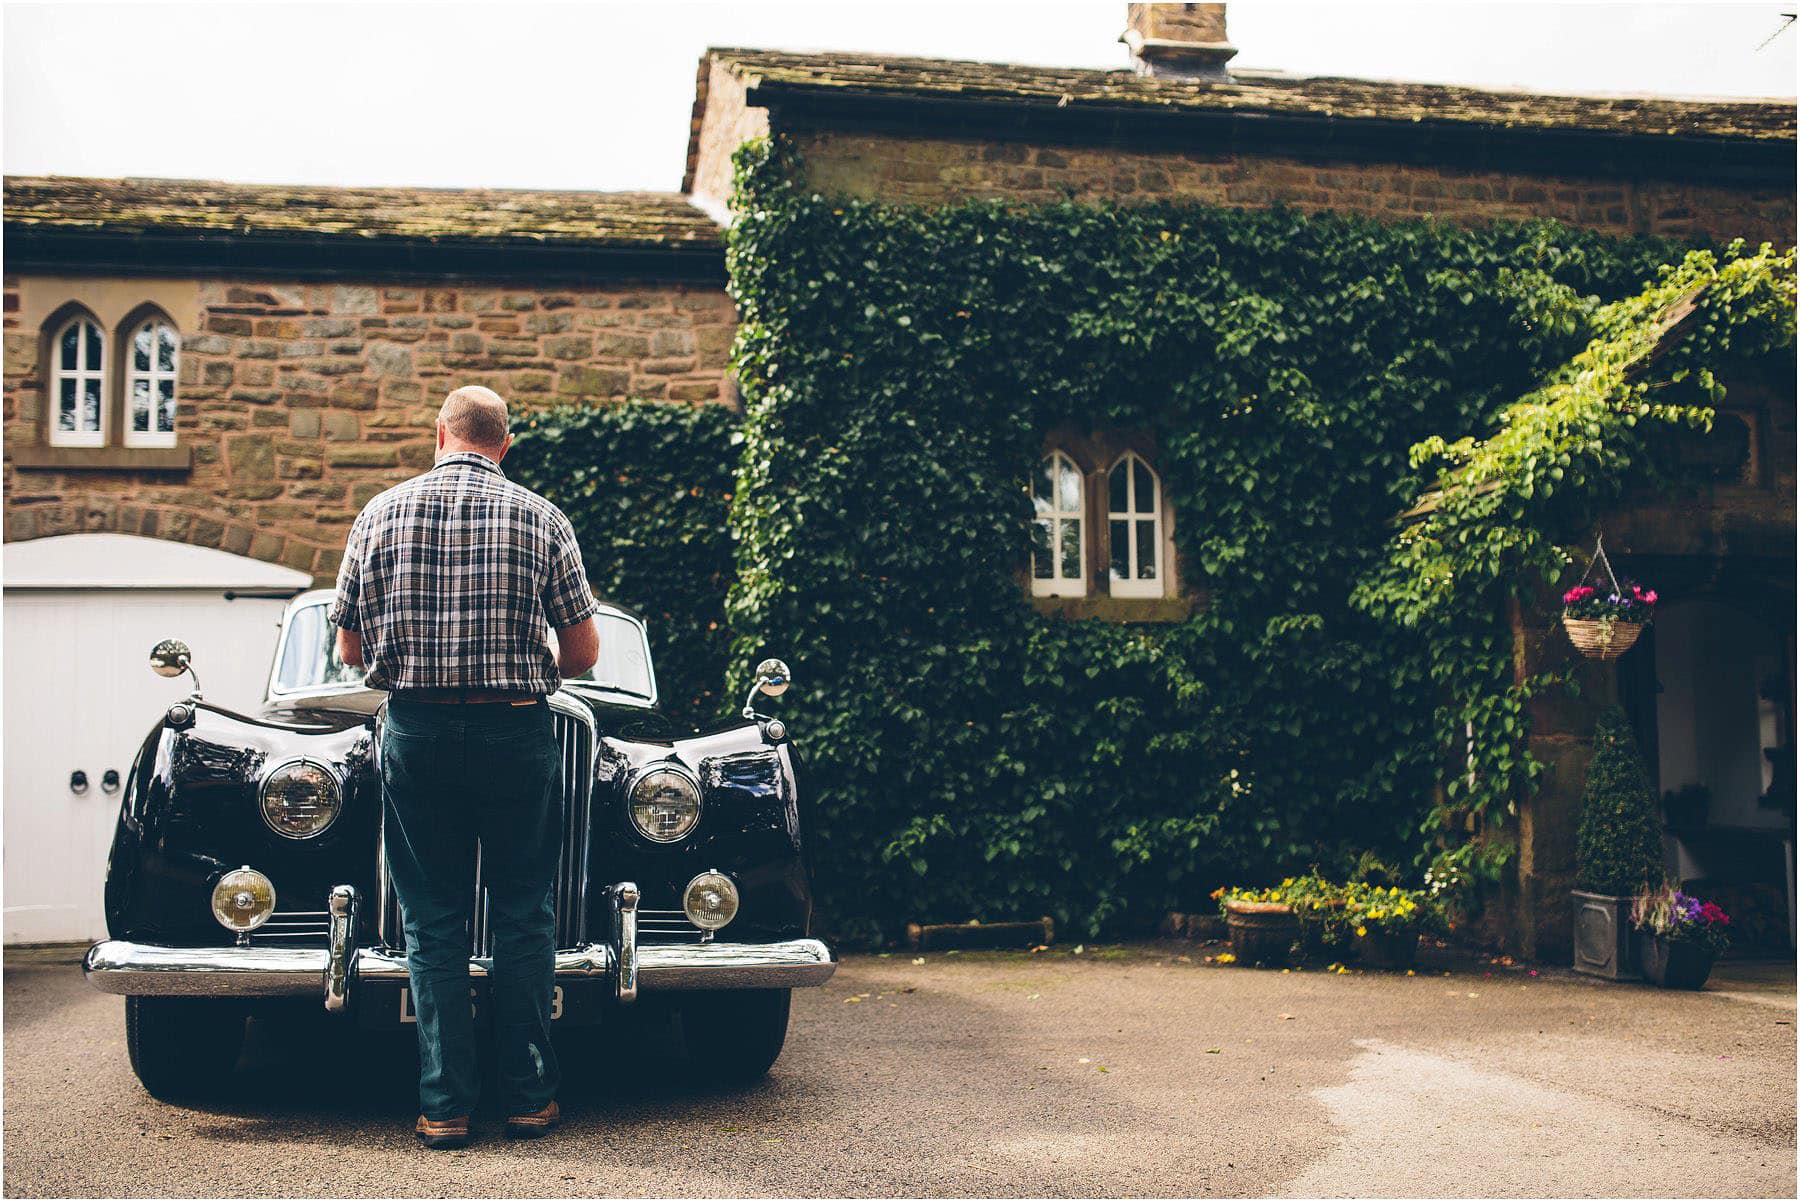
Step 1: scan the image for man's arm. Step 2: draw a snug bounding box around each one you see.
[553,618,600,680]
[336,626,365,668]
[543,509,602,680]
[328,508,369,668]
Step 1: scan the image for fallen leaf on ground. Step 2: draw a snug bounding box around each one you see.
[1073,944,1085,954]
[911,957,925,965]
[1096,1066,1110,1072]
[1078,1057,1090,1063]
[1030,944,1049,953]
[1278,1013,1295,1021]
[1206,1048,1222,1054]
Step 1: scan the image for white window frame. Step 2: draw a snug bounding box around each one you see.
[1107,451,1165,599]
[48,314,107,448]
[123,316,180,448]
[1031,450,1088,598]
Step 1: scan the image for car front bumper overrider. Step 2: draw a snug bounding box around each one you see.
[83,882,835,1008]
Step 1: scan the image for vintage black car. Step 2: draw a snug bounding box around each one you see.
[84,588,834,1100]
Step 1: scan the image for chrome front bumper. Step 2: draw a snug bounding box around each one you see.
[83,882,835,1006]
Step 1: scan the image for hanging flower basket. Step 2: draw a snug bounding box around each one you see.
[1561,536,1655,661]
[1561,615,1644,660]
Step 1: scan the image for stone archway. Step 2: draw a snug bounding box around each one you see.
[4,492,341,578]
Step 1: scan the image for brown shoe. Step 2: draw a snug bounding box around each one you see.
[505,1099,560,1139]
[415,1115,471,1150]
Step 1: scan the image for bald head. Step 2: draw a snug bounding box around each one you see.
[437,386,511,459]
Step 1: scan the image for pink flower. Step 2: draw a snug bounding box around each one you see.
[1643,590,1658,605]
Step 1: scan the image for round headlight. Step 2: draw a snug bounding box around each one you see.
[683,870,739,931]
[260,758,343,840]
[211,866,276,934]
[628,767,701,843]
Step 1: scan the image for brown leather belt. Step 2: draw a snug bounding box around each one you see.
[390,688,544,705]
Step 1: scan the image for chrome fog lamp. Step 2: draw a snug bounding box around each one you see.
[683,870,739,931]
[628,767,702,843]
[260,758,343,839]
[211,866,276,942]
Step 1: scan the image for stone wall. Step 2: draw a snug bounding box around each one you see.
[3,274,736,577]
[790,129,1797,245]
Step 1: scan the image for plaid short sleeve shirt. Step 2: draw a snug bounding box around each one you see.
[328,451,600,694]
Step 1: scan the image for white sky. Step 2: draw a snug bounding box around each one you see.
[3,1,1795,192]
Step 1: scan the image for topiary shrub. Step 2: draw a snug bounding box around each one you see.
[1576,706,1664,896]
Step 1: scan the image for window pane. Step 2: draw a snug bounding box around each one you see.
[134,324,153,373]
[60,324,79,371]
[132,379,151,432]
[157,325,177,372]
[157,379,176,432]
[1136,519,1156,579]
[1109,461,1128,513]
[1030,518,1053,579]
[1057,457,1080,512]
[82,379,102,431]
[1110,519,1129,580]
[84,322,102,371]
[1134,461,1154,514]
[1033,458,1053,510]
[1059,517,1081,580]
[58,378,77,431]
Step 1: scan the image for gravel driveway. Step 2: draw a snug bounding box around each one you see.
[4,944,1793,1197]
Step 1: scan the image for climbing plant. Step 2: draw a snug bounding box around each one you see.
[720,135,1793,944]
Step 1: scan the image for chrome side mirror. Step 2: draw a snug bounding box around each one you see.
[149,638,203,696]
[741,657,792,719]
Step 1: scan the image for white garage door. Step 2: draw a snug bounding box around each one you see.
[3,534,312,945]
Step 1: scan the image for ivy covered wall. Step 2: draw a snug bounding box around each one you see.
[724,137,1791,944]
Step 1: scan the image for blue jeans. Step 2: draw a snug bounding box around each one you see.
[381,696,562,1120]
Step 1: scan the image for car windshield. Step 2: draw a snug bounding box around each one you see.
[272,602,656,701]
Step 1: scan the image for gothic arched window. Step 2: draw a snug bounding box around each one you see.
[1031,451,1087,597]
[49,312,106,447]
[123,315,180,447]
[1107,452,1163,598]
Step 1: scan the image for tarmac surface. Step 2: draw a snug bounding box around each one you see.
[3,942,1794,1198]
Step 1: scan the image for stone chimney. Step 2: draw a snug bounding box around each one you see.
[1122,3,1238,82]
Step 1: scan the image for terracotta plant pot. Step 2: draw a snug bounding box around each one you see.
[1638,932,1717,990]
[1356,928,1419,970]
[1224,900,1299,966]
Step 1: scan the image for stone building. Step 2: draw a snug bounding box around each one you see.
[5,4,1793,952]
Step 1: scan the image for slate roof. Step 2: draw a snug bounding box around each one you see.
[686,47,1794,190]
[2,176,725,250]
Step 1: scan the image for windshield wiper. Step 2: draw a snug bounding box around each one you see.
[571,679,654,700]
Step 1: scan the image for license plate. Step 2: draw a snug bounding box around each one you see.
[358,981,603,1029]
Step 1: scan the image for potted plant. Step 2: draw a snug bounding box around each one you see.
[1343,882,1435,970]
[1561,580,1656,661]
[1213,886,1299,966]
[1281,875,1351,958]
[1573,707,1665,979]
[1631,883,1732,989]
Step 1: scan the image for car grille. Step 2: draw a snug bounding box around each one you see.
[378,706,596,954]
[637,907,707,944]
[257,908,332,944]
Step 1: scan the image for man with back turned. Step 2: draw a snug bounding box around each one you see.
[330,385,600,1148]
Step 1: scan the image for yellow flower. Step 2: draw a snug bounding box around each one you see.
[1371,910,1386,920]
[1282,877,1294,887]
[1356,925,1368,937]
